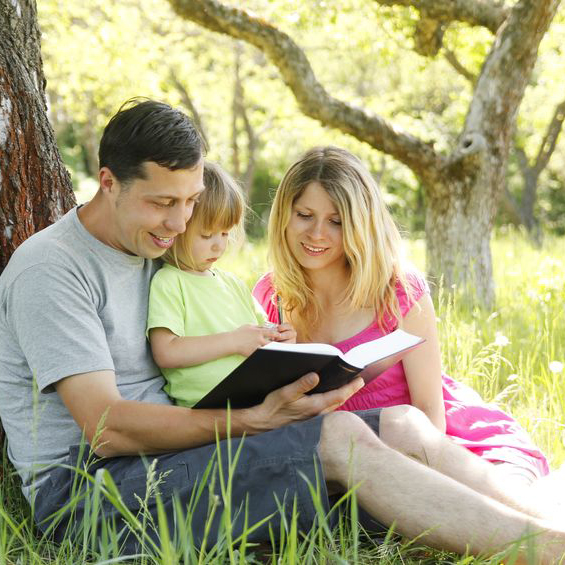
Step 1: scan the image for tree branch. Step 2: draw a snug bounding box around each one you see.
[444,48,476,84]
[514,145,530,177]
[168,67,209,148]
[459,0,560,170]
[373,0,509,34]
[534,97,565,174]
[413,16,445,57]
[167,0,443,181]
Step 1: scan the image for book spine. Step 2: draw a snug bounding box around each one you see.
[314,358,361,394]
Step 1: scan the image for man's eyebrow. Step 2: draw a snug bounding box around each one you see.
[149,189,204,200]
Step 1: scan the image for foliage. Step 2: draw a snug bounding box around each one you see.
[39,1,565,239]
[1,232,565,562]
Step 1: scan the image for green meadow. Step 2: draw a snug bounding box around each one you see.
[1,231,564,564]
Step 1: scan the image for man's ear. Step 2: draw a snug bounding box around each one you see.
[99,167,117,194]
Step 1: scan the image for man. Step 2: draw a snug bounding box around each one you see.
[0,99,563,562]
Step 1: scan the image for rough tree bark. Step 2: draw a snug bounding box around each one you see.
[167,0,561,308]
[0,0,75,452]
[0,0,75,274]
[444,47,564,245]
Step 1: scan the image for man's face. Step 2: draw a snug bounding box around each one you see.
[105,161,205,259]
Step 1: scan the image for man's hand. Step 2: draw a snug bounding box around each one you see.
[54,369,363,458]
[243,373,365,433]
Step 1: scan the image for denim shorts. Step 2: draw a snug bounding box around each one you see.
[34,409,382,555]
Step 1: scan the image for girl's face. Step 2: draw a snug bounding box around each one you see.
[189,226,230,272]
[285,181,347,274]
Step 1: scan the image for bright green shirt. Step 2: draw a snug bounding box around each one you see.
[147,264,267,407]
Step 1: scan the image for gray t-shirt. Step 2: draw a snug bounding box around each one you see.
[0,207,171,500]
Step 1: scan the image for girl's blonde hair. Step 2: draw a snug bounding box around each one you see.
[163,161,245,270]
[268,146,409,339]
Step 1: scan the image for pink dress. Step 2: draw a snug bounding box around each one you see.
[253,271,549,478]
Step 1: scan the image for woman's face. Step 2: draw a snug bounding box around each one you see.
[285,181,347,274]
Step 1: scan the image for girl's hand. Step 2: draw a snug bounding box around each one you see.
[275,323,297,344]
[233,324,280,357]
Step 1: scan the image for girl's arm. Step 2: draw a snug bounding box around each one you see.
[398,293,446,433]
[149,325,280,369]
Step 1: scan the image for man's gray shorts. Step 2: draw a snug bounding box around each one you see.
[34,409,382,555]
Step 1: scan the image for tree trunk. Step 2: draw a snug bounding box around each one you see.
[520,169,540,234]
[0,0,75,275]
[0,0,75,459]
[425,0,561,308]
[426,175,495,307]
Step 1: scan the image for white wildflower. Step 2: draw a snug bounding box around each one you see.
[549,361,564,374]
[494,332,510,347]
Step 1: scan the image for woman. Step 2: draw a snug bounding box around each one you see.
[253,146,549,483]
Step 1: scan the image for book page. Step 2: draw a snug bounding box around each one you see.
[262,341,340,356]
[343,329,424,368]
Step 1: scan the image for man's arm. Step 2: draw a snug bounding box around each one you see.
[55,370,364,457]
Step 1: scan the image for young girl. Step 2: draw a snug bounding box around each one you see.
[147,162,295,408]
[253,146,549,483]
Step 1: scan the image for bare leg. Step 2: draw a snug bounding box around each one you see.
[378,405,557,520]
[494,462,538,487]
[319,412,565,564]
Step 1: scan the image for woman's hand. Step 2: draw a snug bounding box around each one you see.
[275,322,297,343]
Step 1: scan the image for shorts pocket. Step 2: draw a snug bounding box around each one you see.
[118,461,190,510]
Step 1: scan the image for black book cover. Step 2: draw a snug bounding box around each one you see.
[194,331,423,409]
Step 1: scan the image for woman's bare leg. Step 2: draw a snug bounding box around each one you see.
[378,405,558,520]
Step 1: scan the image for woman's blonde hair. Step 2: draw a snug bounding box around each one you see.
[268,146,409,339]
[163,161,245,270]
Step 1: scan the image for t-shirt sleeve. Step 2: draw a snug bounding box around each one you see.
[397,267,430,318]
[7,263,115,394]
[146,268,186,338]
[252,295,268,325]
[252,273,280,324]
[230,273,268,326]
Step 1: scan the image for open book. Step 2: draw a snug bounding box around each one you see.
[194,329,424,409]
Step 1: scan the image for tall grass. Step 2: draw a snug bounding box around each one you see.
[1,231,564,563]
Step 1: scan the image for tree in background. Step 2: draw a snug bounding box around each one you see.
[507,98,565,245]
[168,0,562,308]
[443,40,565,245]
[0,0,75,455]
[0,0,75,275]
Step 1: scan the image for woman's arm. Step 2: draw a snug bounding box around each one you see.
[398,293,446,433]
[149,325,280,369]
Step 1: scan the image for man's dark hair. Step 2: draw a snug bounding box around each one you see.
[99,98,206,184]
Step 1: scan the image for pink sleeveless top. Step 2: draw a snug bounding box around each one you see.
[253,270,549,477]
